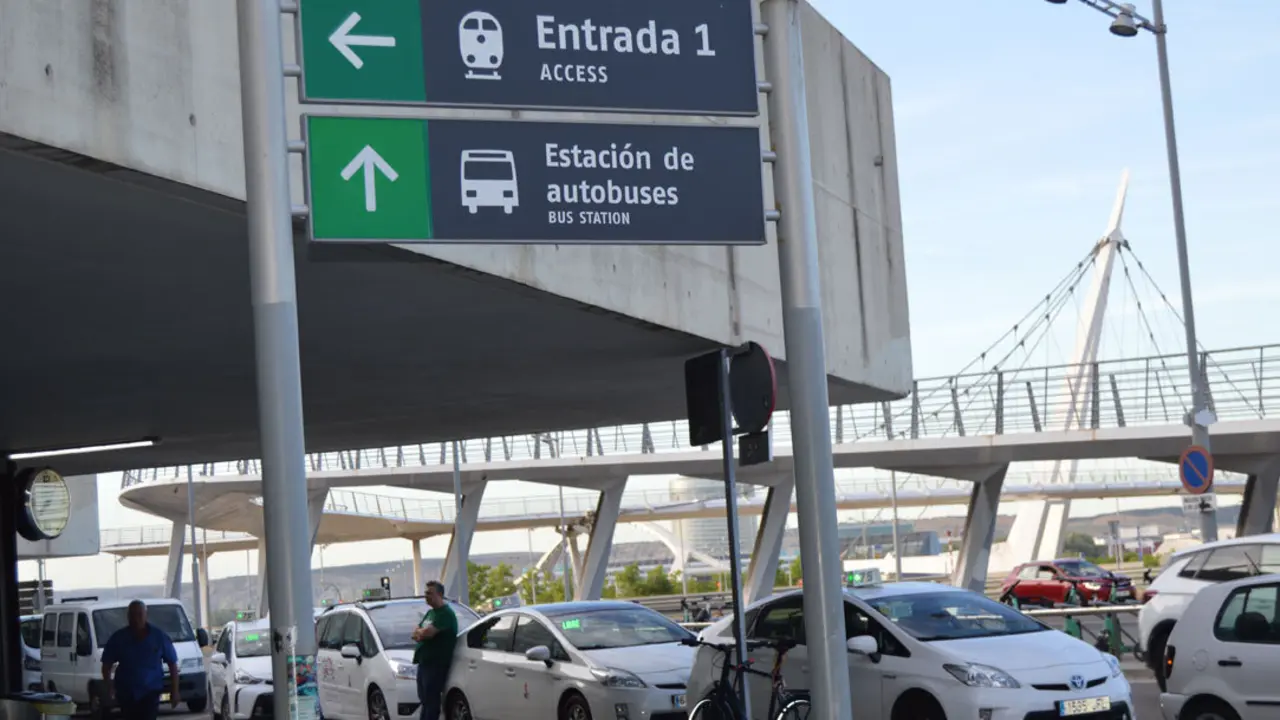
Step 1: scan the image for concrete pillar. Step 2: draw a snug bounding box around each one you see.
[411,539,423,595]
[163,523,186,599]
[575,482,626,600]
[197,559,211,629]
[744,478,794,605]
[1237,461,1280,536]
[951,465,1009,593]
[441,481,489,605]
[568,532,584,585]
[259,489,328,616]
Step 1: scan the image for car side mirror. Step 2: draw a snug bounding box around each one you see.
[340,644,362,662]
[197,628,210,648]
[211,652,227,665]
[525,645,553,668]
[846,635,880,664]
[76,640,92,657]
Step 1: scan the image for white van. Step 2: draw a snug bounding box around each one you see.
[40,597,210,716]
[21,614,44,691]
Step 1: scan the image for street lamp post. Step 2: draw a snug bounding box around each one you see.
[1046,0,1217,541]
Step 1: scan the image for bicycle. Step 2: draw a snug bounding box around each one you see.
[683,636,810,720]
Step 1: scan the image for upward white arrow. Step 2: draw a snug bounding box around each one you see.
[329,12,397,69]
[340,146,399,212]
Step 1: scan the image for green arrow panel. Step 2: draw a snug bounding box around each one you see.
[298,0,425,103]
[306,116,433,241]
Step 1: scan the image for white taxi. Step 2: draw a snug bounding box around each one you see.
[445,601,695,720]
[689,583,1134,720]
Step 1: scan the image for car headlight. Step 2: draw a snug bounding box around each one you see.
[235,668,265,685]
[394,662,418,680]
[1083,582,1102,590]
[943,663,1021,689]
[23,656,40,672]
[181,657,204,673]
[1103,653,1122,678]
[590,667,647,689]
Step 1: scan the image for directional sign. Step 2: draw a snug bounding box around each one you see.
[303,115,767,245]
[1178,445,1214,495]
[297,0,758,115]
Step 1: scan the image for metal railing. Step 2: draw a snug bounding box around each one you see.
[101,468,1200,549]
[119,343,1279,491]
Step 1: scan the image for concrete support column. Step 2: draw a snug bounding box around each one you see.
[744,478,794,605]
[1237,460,1280,536]
[575,482,626,601]
[197,559,211,629]
[951,465,1009,593]
[411,539,423,595]
[259,488,328,615]
[568,533,584,584]
[164,523,186,599]
[441,481,489,605]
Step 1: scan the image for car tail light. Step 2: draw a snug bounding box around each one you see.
[1164,644,1176,678]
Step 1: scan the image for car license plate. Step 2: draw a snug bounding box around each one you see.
[1059,696,1110,716]
[672,694,687,709]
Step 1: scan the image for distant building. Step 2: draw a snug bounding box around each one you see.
[668,477,758,560]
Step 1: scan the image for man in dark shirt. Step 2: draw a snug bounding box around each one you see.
[101,601,179,720]
[411,581,458,720]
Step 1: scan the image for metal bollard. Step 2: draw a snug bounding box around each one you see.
[1105,613,1125,656]
[1064,615,1083,639]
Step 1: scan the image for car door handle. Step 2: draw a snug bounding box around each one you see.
[1218,659,1243,667]
[504,668,517,678]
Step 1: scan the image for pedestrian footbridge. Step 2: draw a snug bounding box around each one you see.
[110,344,1280,613]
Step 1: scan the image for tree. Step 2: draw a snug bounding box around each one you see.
[468,561,491,603]
[1063,533,1100,557]
[641,566,678,596]
[486,563,517,601]
[613,564,646,598]
[518,569,568,604]
[775,556,802,588]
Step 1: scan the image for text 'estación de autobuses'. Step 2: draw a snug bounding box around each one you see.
[544,142,698,227]
[535,15,720,85]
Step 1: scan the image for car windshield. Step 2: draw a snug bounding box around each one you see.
[93,604,196,647]
[543,606,694,651]
[366,602,480,650]
[1056,561,1108,577]
[868,592,1048,642]
[236,629,270,658]
[20,618,41,649]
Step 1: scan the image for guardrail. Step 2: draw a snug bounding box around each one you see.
[119,343,1280,489]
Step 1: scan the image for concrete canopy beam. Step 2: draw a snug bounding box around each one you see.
[575,482,626,601]
[951,465,1008,593]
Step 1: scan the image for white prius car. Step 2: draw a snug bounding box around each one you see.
[445,601,696,720]
[689,583,1134,720]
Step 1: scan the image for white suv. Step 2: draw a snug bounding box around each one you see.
[1139,534,1280,689]
[315,599,479,720]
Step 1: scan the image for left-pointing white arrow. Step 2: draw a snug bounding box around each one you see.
[329,12,397,69]
[340,145,399,212]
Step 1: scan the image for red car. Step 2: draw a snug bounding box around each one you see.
[1000,558,1136,606]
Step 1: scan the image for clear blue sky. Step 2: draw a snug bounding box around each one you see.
[25,1,1279,590]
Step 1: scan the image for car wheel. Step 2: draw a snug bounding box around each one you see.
[188,696,208,713]
[445,690,472,720]
[368,687,391,720]
[892,692,946,720]
[560,692,593,720]
[219,691,230,720]
[1181,697,1240,720]
[1148,624,1173,691]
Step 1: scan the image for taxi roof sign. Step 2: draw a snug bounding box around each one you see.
[844,568,882,587]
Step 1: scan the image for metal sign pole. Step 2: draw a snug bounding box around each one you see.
[718,349,751,720]
[186,466,203,629]
[761,1,854,717]
[235,2,316,719]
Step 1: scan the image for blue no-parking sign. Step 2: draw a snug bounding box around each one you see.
[1179,445,1215,495]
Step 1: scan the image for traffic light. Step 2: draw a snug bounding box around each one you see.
[380,576,391,594]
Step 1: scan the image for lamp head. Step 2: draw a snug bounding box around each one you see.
[1110,4,1140,36]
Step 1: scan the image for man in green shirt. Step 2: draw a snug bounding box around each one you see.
[411,580,458,720]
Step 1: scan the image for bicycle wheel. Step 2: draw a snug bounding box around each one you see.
[775,698,811,720]
[689,696,737,720]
